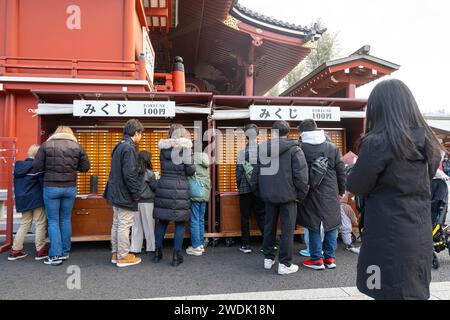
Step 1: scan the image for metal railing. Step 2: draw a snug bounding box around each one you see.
[0,56,146,80]
[0,137,16,253]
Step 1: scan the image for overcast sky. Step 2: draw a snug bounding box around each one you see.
[240,0,450,113]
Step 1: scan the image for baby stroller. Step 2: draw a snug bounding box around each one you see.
[431,178,449,269]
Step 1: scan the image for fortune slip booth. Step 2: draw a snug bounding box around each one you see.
[209,95,366,243]
[34,92,366,243]
[35,91,212,241]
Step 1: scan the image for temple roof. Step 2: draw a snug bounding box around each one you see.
[281,45,400,97]
[231,3,325,40]
[149,0,323,95]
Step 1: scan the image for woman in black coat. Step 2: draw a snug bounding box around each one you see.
[347,79,442,300]
[153,124,195,266]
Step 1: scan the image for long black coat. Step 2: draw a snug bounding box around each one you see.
[153,138,195,222]
[257,137,309,204]
[347,128,440,300]
[297,141,346,232]
[104,135,141,211]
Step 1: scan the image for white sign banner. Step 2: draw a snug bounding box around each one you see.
[73,100,176,118]
[143,27,155,83]
[250,105,341,122]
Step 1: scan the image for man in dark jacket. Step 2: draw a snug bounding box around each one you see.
[235,124,266,254]
[258,121,309,275]
[8,145,48,261]
[105,119,143,268]
[297,119,346,271]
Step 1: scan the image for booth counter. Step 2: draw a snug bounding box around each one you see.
[32,92,366,242]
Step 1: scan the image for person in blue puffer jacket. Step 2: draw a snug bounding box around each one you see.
[8,145,48,262]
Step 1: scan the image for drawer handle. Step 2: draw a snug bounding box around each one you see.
[75,209,89,215]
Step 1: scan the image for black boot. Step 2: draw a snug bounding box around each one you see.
[171,250,183,267]
[153,247,162,263]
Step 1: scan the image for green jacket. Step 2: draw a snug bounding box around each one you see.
[190,152,211,202]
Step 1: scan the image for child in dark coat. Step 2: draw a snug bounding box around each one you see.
[8,145,48,261]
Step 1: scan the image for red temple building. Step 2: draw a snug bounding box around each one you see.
[0,0,398,249]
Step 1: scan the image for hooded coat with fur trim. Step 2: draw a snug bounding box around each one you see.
[33,132,90,187]
[153,138,196,222]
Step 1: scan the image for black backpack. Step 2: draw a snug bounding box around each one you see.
[309,143,329,190]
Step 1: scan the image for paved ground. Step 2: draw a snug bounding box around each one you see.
[150,282,450,300]
[1,239,450,300]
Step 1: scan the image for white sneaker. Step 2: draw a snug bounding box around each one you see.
[186,246,203,256]
[349,247,360,254]
[200,245,205,252]
[264,259,275,270]
[278,263,299,275]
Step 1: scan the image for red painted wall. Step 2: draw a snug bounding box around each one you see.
[0,0,149,79]
[15,93,39,160]
[18,0,124,60]
[0,1,6,56]
[134,10,144,60]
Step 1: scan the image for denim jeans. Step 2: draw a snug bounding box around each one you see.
[155,220,185,251]
[303,227,324,250]
[309,227,338,261]
[43,187,77,258]
[190,202,206,248]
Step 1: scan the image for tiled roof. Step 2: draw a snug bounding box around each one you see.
[232,2,325,38]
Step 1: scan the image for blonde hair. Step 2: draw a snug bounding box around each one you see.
[54,125,74,136]
[27,144,40,158]
[169,123,191,140]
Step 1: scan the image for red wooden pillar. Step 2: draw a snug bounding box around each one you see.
[123,0,135,78]
[244,64,254,96]
[244,36,262,96]
[4,93,16,138]
[208,113,216,234]
[5,0,19,57]
[172,56,186,92]
[346,82,356,99]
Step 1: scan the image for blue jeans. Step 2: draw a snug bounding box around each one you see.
[190,202,206,248]
[43,187,77,258]
[155,220,185,251]
[303,227,324,250]
[309,227,338,261]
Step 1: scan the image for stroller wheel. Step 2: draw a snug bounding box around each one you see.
[432,251,440,270]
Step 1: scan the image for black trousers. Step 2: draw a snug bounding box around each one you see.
[263,201,297,267]
[239,193,265,246]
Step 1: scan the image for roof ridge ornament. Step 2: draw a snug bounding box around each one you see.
[304,22,326,44]
[351,45,371,56]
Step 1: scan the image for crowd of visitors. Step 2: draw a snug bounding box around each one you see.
[6,79,448,300]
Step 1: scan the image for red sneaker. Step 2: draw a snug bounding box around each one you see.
[303,258,325,270]
[8,250,28,261]
[35,246,49,261]
[324,258,337,269]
